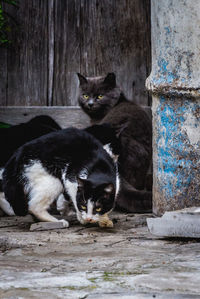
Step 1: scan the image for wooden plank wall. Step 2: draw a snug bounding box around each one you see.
[0,106,151,129]
[0,0,151,107]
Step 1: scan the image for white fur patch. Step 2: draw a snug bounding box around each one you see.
[79,168,88,180]
[24,161,65,223]
[115,165,120,197]
[0,168,15,215]
[103,143,113,157]
[61,164,69,183]
[63,178,78,211]
[61,164,78,216]
[103,144,119,163]
[87,199,94,217]
[0,195,15,216]
[56,194,69,216]
[0,168,4,180]
[61,166,91,223]
[79,199,100,224]
[103,144,120,197]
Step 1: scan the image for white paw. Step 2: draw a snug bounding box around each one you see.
[59,219,69,228]
[76,213,84,224]
[78,217,86,225]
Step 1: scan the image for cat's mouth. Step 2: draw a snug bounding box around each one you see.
[77,213,99,225]
[84,105,98,112]
[83,106,106,119]
[80,218,98,225]
[83,216,99,224]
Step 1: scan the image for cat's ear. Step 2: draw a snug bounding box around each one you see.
[104,184,114,194]
[77,177,85,189]
[103,73,116,88]
[77,73,88,86]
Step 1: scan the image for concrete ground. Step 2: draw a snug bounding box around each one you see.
[0,210,200,299]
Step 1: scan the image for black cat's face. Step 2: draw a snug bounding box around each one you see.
[77,73,121,120]
[76,178,115,224]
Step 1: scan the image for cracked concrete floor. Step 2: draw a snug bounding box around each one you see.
[0,211,200,299]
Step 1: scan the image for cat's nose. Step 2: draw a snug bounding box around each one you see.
[88,100,94,108]
[86,218,93,222]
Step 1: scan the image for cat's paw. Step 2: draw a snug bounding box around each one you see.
[76,213,86,225]
[99,219,114,228]
[56,194,69,216]
[59,219,69,228]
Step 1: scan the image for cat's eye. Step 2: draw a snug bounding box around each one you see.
[83,94,89,99]
[81,205,86,210]
[96,207,101,212]
[97,95,103,100]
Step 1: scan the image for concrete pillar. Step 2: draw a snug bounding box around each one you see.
[146,0,200,215]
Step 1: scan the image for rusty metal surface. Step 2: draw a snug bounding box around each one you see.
[146,0,200,215]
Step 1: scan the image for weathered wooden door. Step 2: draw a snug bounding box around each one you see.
[0,0,151,110]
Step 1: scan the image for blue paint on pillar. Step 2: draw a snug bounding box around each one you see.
[155,95,200,211]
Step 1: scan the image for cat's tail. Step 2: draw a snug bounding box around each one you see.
[3,180,28,216]
[0,168,15,215]
[0,196,15,216]
[115,178,152,213]
[2,155,28,216]
[0,168,3,192]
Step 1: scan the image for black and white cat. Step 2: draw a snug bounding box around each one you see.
[1,127,120,227]
[78,72,152,213]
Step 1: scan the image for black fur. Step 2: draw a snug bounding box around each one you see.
[78,72,152,212]
[85,123,121,156]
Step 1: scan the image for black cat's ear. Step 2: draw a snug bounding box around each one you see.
[103,73,116,88]
[77,73,88,86]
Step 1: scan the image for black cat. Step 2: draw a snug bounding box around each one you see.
[0,115,61,193]
[1,127,120,227]
[78,72,152,213]
[0,115,61,169]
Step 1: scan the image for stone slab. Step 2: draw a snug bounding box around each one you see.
[0,212,200,298]
[147,207,200,238]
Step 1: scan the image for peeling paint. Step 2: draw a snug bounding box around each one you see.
[182,113,200,149]
[157,58,176,84]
